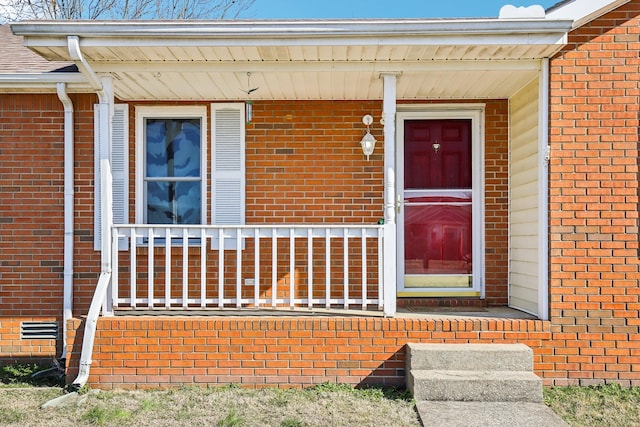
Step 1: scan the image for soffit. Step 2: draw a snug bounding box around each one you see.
[12,19,572,100]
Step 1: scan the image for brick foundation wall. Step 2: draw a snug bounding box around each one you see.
[67,316,560,389]
[0,318,58,365]
[548,1,640,385]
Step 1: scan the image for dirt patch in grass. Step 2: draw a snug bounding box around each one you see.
[0,384,420,427]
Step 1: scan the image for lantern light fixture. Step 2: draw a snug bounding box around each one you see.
[360,114,377,161]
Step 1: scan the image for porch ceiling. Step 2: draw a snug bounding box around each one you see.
[12,19,572,100]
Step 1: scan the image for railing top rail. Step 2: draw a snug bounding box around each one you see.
[114,223,384,230]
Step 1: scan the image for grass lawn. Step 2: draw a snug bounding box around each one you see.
[544,384,640,427]
[3,365,640,426]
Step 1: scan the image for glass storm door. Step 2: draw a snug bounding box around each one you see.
[402,119,473,289]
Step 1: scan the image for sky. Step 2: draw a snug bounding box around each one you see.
[250,0,560,19]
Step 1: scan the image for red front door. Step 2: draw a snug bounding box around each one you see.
[403,119,473,288]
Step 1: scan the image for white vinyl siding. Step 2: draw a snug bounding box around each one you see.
[509,78,540,315]
[95,104,128,251]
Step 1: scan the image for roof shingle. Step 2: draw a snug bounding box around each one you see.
[0,24,75,73]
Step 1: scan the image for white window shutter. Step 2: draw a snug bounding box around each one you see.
[211,103,245,249]
[94,104,129,251]
[112,105,129,250]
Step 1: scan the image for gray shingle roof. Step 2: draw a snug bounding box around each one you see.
[0,24,76,73]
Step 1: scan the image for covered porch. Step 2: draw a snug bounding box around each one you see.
[13,17,572,322]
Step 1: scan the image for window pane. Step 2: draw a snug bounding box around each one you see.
[404,196,472,275]
[147,181,201,224]
[146,118,201,178]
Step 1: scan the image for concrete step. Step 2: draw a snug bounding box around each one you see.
[415,401,569,427]
[406,343,534,372]
[409,370,543,403]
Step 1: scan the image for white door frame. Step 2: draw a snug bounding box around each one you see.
[396,104,485,297]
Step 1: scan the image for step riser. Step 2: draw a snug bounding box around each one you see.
[409,372,543,403]
[406,343,533,372]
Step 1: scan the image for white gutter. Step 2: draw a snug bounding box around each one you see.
[56,82,74,361]
[12,19,574,39]
[0,73,89,92]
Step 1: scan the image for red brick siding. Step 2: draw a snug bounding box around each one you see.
[0,94,67,360]
[548,1,640,385]
[0,94,64,317]
[71,94,102,315]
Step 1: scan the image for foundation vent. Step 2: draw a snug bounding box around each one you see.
[21,322,58,339]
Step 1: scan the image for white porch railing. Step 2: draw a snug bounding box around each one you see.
[110,224,390,314]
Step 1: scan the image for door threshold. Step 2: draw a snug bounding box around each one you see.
[398,291,481,298]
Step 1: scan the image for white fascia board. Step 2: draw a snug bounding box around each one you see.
[546,0,630,29]
[35,32,569,48]
[0,72,90,91]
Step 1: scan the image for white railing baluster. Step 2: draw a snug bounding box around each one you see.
[254,228,260,308]
[130,228,137,309]
[165,228,171,309]
[362,229,367,310]
[200,228,206,309]
[182,228,188,309]
[236,228,242,308]
[218,228,224,308]
[307,229,313,309]
[378,227,384,310]
[148,228,154,308]
[343,229,349,309]
[271,228,277,308]
[289,229,295,308]
[325,232,330,309]
[111,227,119,308]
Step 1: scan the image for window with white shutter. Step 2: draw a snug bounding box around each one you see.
[133,104,245,249]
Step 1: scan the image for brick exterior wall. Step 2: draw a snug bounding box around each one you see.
[0,94,65,362]
[548,1,640,385]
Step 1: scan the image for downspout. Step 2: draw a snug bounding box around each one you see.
[56,83,74,362]
[67,36,104,98]
[66,35,113,390]
[70,160,113,390]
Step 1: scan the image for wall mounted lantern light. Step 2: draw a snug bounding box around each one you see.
[360,114,377,161]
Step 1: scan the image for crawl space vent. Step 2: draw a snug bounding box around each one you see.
[21,322,58,339]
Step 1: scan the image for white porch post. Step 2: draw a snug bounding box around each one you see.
[98,76,114,316]
[382,73,398,317]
